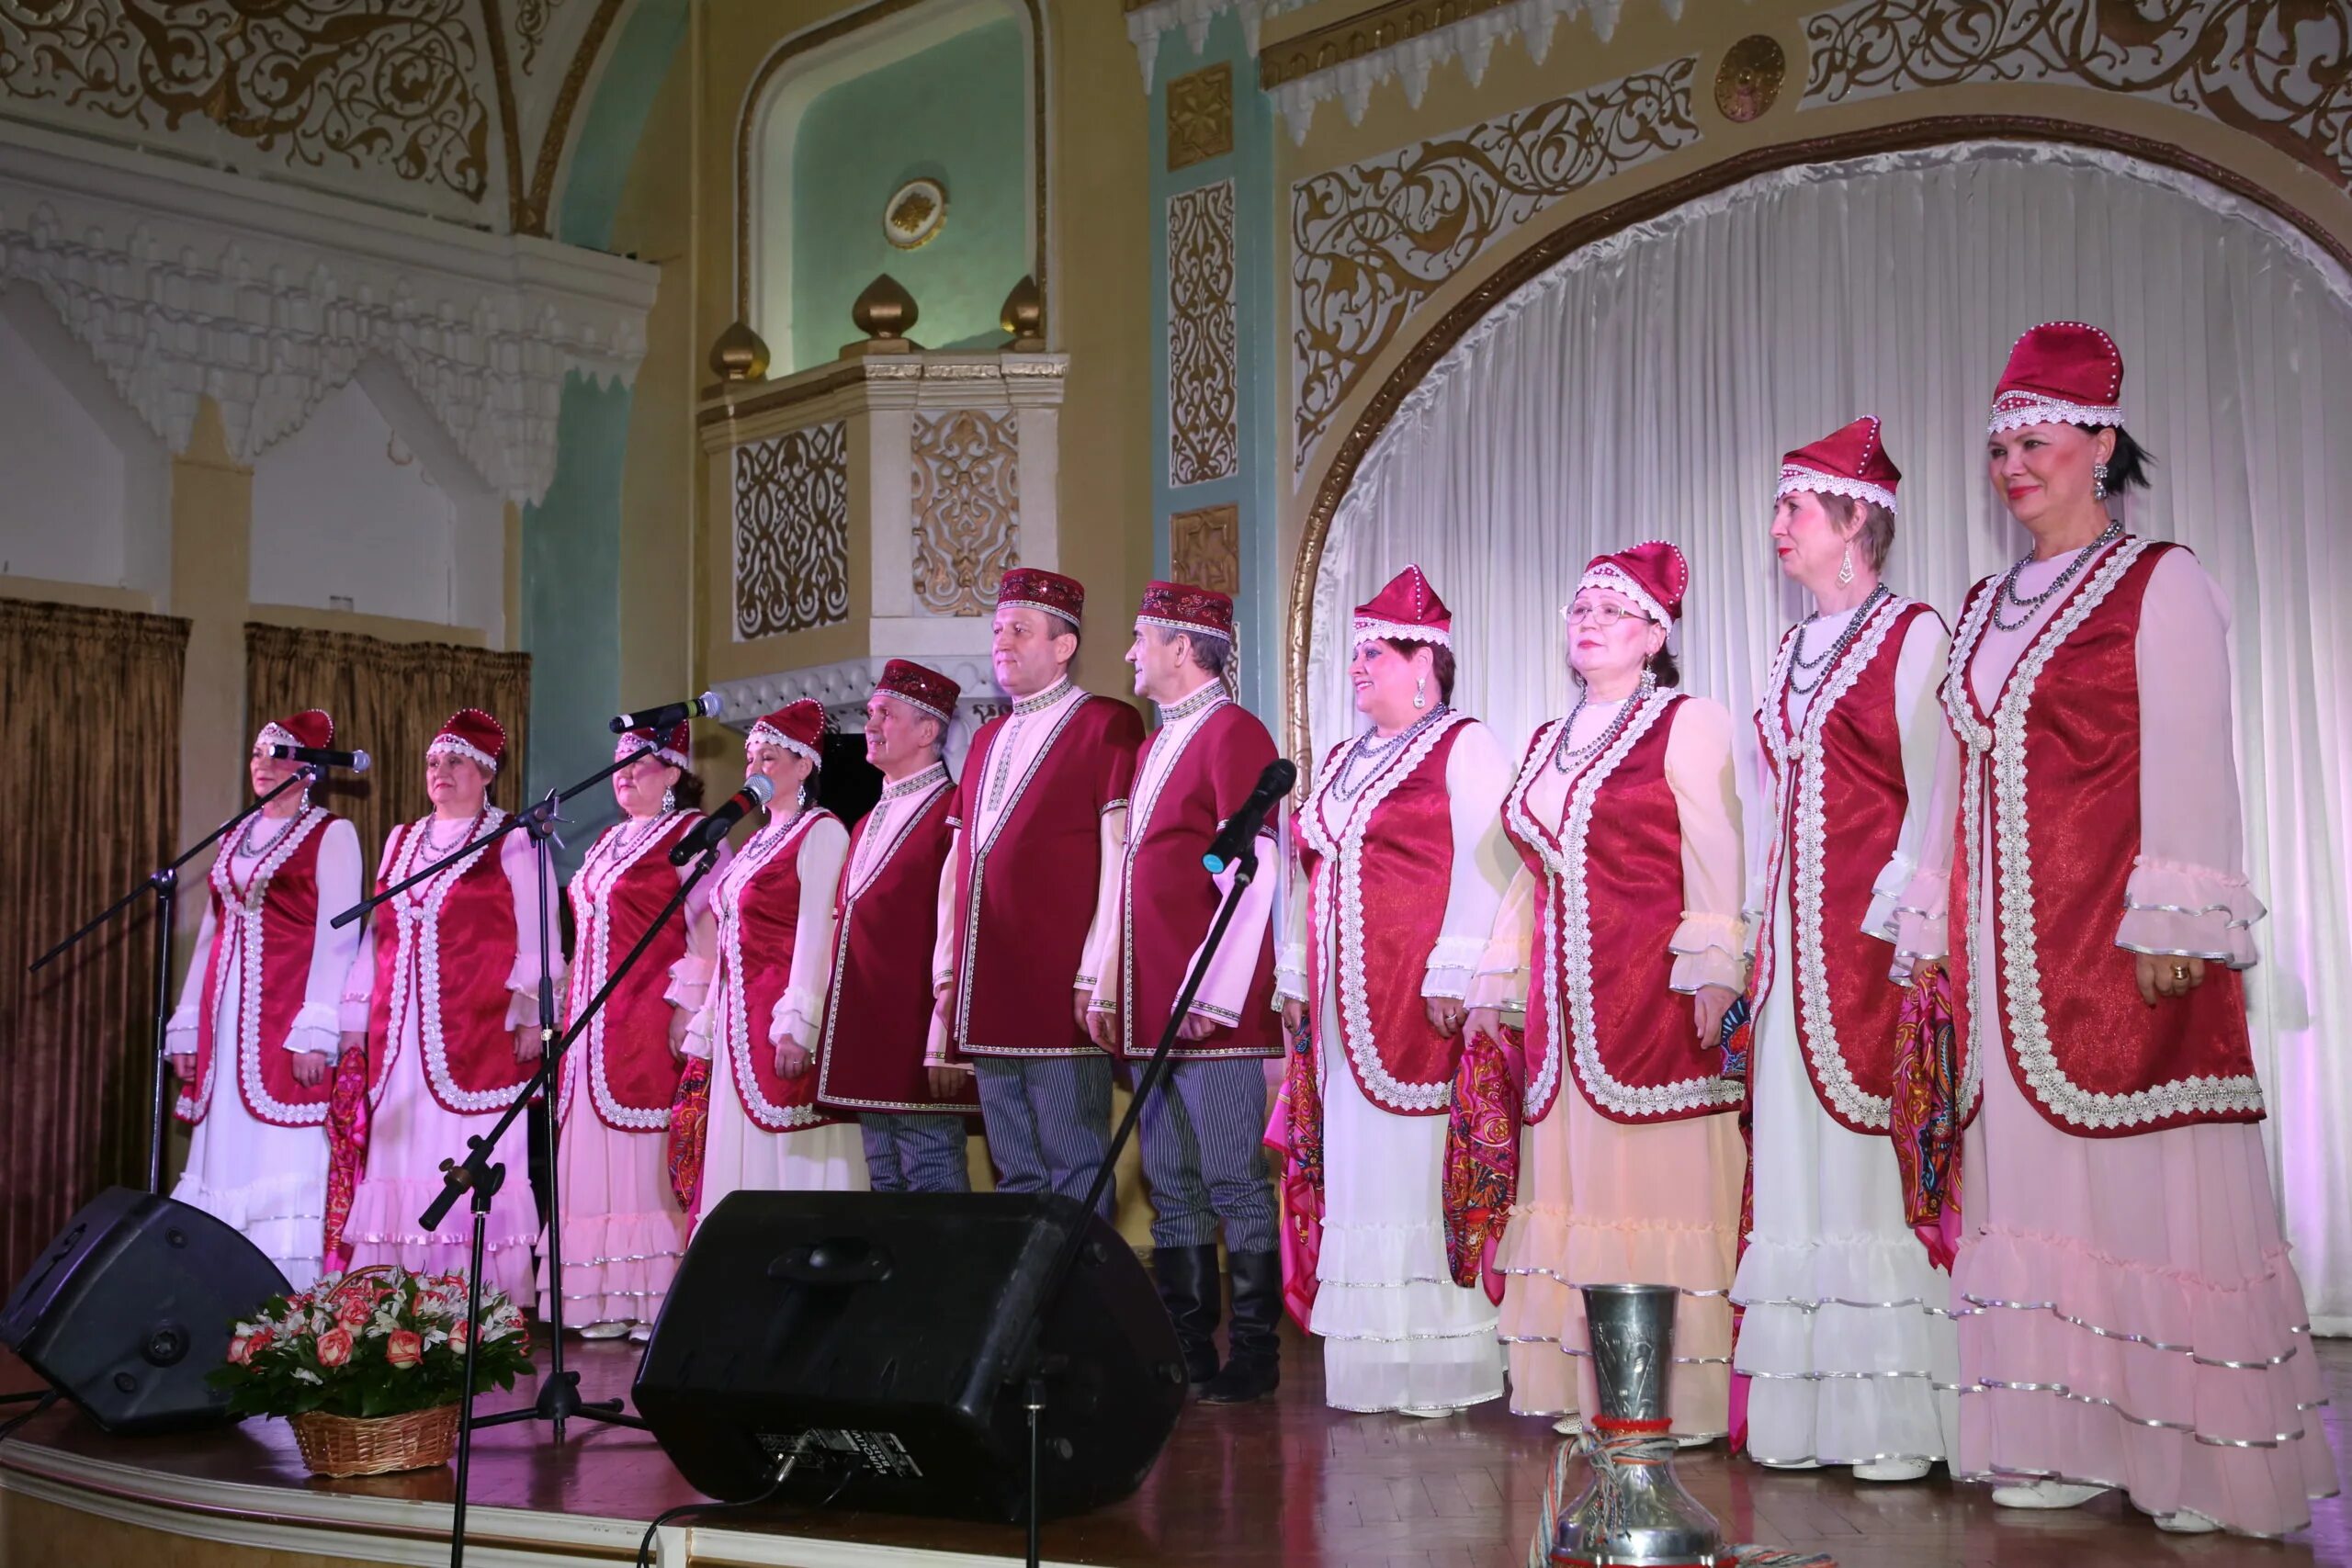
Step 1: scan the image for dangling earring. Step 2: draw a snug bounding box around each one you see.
[1837,544,1856,586]
[1638,657,1658,699]
[661,784,676,814]
[1413,675,1428,711]
[2093,460,2110,502]
[797,780,811,810]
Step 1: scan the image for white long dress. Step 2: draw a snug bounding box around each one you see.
[167,813,363,1291]
[689,809,867,1213]
[1731,604,1962,1468]
[339,819,558,1304]
[1279,717,1518,1416]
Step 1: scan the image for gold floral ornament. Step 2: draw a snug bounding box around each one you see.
[885,177,949,250]
[1715,34,1787,124]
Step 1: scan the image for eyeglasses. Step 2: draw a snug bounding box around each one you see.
[1563,602,1654,627]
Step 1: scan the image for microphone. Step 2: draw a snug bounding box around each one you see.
[1202,759,1297,875]
[265,743,371,773]
[669,773,775,865]
[612,691,723,734]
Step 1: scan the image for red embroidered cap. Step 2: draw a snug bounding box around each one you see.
[1136,580,1235,642]
[1777,415,1901,514]
[1574,542,1689,626]
[616,720,691,768]
[996,568,1085,626]
[1989,321,2125,436]
[1351,565,1452,649]
[874,659,960,725]
[256,708,334,753]
[746,699,825,765]
[428,708,506,773]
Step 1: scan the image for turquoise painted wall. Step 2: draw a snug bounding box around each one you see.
[1148,12,1280,725]
[789,17,1027,367]
[521,0,688,866]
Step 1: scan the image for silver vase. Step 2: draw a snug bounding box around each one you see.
[1548,1283,1725,1568]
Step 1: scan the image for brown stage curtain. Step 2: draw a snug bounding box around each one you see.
[0,601,188,1288]
[243,624,532,879]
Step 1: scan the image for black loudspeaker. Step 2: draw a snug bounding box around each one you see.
[0,1187,290,1434]
[633,1190,1184,1522]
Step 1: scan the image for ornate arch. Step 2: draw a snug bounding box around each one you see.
[1283,113,2352,757]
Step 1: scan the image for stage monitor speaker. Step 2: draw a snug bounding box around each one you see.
[0,1186,289,1435]
[633,1190,1184,1523]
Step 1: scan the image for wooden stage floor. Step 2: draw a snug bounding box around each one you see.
[3,1327,2347,1567]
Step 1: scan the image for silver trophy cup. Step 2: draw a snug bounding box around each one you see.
[1548,1283,1725,1567]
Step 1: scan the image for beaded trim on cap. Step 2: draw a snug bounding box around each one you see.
[877,688,953,725]
[1572,562,1672,628]
[614,736,690,768]
[744,723,821,766]
[255,721,300,752]
[1775,465,1899,513]
[1987,393,2125,437]
[1351,615,1451,649]
[427,736,500,773]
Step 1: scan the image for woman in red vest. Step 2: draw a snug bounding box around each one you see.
[682,699,864,1216]
[337,708,555,1302]
[540,720,719,1341]
[1279,566,1517,1416]
[1732,417,1961,1480]
[1467,543,1747,1441]
[1947,322,2331,1533]
[167,708,361,1290]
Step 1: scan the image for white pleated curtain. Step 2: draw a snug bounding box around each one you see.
[1306,141,2352,1327]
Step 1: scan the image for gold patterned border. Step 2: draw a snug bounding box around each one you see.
[733,0,1050,325]
[1283,114,2352,759]
[1168,61,1235,170]
[522,0,632,235]
[1259,0,1526,89]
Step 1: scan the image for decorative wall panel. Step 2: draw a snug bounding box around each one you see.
[1170,177,1240,487]
[911,409,1021,615]
[1168,62,1236,169]
[1291,57,1700,469]
[735,422,851,640]
[1170,502,1241,595]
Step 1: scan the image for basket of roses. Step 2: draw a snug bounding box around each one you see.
[209,1265,534,1476]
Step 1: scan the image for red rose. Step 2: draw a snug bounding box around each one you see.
[336,1298,371,1328]
[315,1327,354,1368]
[227,1336,254,1366]
[386,1330,424,1369]
[447,1319,469,1354]
[248,1327,274,1354]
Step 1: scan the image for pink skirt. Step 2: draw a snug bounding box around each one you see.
[537,1105,689,1326]
[1956,1037,2336,1532]
[1497,1081,1741,1436]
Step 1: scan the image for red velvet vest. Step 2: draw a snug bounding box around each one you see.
[1502,694,1741,1126]
[945,693,1143,1058]
[816,773,978,1116]
[557,812,698,1133]
[366,811,532,1117]
[1115,698,1281,1062]
[1752,598,1936,1134]
[1943,537,2260,1136]
[1297,714,1471,1114]
[711,808,842,1134]
[178,807,340,1129]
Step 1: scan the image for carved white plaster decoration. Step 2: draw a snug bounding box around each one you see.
[0,120,655,506]
[1264,0,1697,143]
[1125,0,1314,90]
[712,654,1006,774]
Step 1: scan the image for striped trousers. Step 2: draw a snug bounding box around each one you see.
[972,1055,1115,1219]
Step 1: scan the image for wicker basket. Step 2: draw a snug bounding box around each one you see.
[288,1404,461,1477]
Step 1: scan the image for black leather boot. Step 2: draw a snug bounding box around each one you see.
[1152,1243,1223,1390]
[1199,1249,1282,1404]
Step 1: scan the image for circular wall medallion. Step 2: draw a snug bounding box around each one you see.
[885,178,948,250]
[1714,35,1787,125]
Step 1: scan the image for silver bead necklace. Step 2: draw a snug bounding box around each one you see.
[1990,517,2121,633]
[1786,583,1891,695]
[1329,705,1449,800]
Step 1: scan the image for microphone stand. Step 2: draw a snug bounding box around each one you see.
[29,765,321,1193]
[1016,837,1263,1568]
[424,840,725,1568]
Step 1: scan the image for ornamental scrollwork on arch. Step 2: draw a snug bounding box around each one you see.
[1804,0,2352,190]
[1291,57,1701,472]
